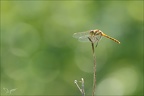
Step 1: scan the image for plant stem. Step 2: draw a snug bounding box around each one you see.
[91,42,96,96]
[88,37,96,96]
[81,78,85,96]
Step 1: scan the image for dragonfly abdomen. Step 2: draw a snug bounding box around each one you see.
[102,33,120,44]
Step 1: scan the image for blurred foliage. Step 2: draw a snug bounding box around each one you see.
[0,0,143,96]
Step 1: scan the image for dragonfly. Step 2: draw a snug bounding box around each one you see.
[73,29,120,96]
[73,29,120,46]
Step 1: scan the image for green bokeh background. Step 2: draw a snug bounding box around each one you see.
[1,1,143,96]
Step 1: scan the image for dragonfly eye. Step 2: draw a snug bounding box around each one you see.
[90,30,94,35]
[90,30,94,33]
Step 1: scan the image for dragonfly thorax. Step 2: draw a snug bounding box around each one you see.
[90,29,101,36]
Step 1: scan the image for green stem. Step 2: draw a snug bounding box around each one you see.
[91,42,96,96]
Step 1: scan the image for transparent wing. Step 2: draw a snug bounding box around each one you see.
[95,34,102,47]
[95,34,102,42]
[73,31,90,38]
[78,34,102,43]
[78,36,90,42]
[89,34,102,43]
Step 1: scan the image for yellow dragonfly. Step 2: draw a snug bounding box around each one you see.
[73,29,120,96]
[73,29,120,46]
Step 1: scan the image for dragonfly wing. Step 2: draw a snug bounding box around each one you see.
[73,31,90,38]
[93,34,102,43]
[88,34,102,44]
[78,36,90,42]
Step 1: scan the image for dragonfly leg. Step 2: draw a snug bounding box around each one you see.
[88,37,93,43]
[95,42,99,47]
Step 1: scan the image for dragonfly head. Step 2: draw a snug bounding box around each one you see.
[90,30,95,36]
